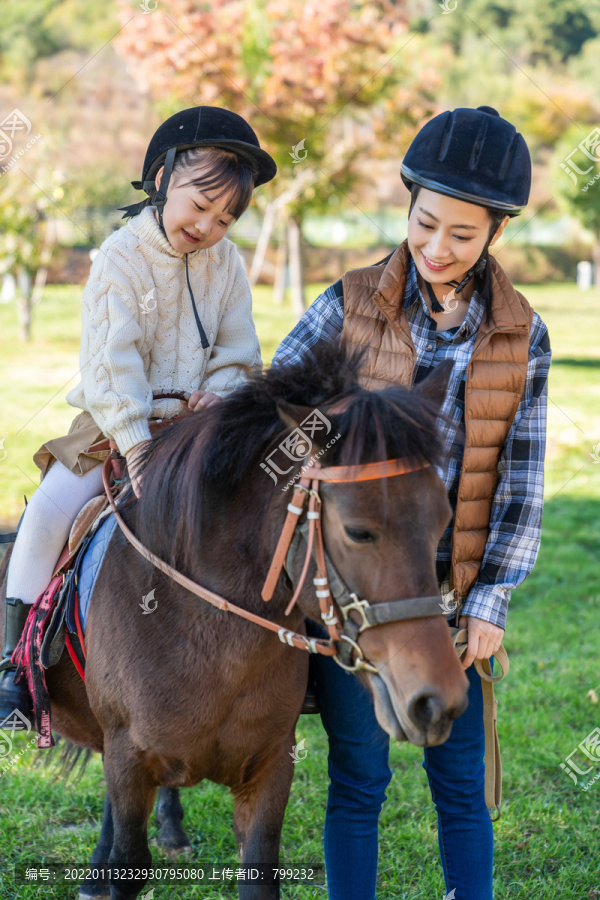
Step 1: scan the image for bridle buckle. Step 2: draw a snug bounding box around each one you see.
[338,592,371,633]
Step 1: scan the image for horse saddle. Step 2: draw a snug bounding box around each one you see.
[39,495,112,668]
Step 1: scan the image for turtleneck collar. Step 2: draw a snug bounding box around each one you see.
[127,205,215,262]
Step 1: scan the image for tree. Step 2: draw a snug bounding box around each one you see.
[0,158,63,340]
[114,0,440,314]
[553,125,600,288]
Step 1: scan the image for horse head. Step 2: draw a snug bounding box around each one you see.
[272,349,469,747]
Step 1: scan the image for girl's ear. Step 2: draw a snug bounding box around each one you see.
[154,165,164,192]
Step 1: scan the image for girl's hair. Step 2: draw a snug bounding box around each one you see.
[151,145,256,220]
[408,183,506,325]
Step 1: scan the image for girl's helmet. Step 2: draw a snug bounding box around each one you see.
[119,106,277,227]
[399,106,531,303]
[117,107,277,351]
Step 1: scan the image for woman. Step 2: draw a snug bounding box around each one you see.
[272,106,551,900]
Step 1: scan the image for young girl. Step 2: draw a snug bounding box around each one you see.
[273,106,551,900]
[0,106,277,720]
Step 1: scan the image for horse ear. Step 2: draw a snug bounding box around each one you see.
[412,359,454,410]
[276,400,316,431]
[276,400,333,454]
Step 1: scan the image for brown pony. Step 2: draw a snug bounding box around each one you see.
[0,343,468,899]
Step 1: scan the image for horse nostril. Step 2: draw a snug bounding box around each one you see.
[408,692,442,729]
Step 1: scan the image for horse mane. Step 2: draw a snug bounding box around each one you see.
[131,341,450,573]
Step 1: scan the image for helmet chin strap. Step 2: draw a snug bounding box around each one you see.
[152,146,210,351]
[422,249,489,314]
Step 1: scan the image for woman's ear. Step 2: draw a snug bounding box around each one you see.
[489,215,510,247]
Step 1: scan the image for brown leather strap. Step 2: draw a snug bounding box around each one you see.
[451,627,509,820]
[101,455,336,657]
[303,457,431,483]
[261,478,311,602]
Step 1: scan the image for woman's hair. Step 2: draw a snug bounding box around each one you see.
[408,183,506,325]
[152,145,256,220]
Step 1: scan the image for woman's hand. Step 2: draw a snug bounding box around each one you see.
[458,615,504,670]
[185,390,223,412]
[125,439,151,499]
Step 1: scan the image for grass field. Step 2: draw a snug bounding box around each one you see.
[0,282,599,899]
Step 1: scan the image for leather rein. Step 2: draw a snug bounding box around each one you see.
[95,393,446,674]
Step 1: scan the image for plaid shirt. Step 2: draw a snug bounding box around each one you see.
[272,256,551,629]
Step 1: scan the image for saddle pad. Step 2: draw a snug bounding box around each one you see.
[77,512,118,633]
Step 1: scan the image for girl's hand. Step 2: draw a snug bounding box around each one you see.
[458,615,504,670]
[125,439,151,499]
[185,390,223,412]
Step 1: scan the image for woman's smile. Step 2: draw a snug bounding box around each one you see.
[421,251,454,272]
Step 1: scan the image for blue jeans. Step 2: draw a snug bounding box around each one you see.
[306,620,493,900]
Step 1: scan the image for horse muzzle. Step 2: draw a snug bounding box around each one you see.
[367,668,467,747]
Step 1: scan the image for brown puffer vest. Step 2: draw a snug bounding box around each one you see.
[341,239,534,604]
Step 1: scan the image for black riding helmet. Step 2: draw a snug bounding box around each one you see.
[118,106,277,348]
[400,105,531,311]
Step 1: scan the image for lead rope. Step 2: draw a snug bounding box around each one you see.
[451,626,509,821]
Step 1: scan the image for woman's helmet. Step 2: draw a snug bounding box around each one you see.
[400,106,531,305]
[401,105,531,216]
[119,106,277,228]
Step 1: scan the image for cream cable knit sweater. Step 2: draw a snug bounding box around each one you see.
[65,205,262,456]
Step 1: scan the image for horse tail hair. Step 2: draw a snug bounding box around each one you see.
[37,736,95,782]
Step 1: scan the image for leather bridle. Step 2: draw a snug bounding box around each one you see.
[261,457,445,673]
[97,397,445,674]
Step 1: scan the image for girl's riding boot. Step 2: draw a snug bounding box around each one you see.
[0,598,33,722]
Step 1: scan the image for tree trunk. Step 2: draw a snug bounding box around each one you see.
[32,216,57,307]
[594,233,600,291]
[287,215,305,319]
[248,168,317,287]
[16,266,33,342]
[248,200,278,287]
[273,224,288,306]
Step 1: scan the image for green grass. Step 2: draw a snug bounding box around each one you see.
[0,282,599,898]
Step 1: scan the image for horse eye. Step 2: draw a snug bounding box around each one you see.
[344,526,376,543]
